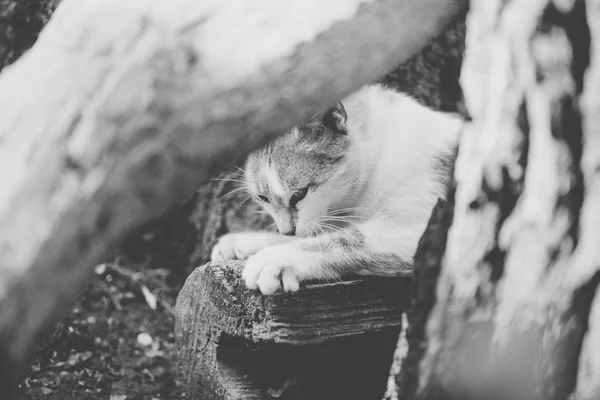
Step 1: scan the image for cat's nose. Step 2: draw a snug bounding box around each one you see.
[280,228,296,236]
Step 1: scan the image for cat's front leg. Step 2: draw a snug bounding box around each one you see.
[242,242,323,294]
[211,231,295,262]
[243,221,415,295]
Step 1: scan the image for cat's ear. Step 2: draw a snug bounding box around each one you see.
[322,102,347,134]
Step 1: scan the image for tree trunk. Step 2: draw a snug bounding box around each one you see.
[0,0,61,71]
[395,0,600,399]
[0,0,468,387]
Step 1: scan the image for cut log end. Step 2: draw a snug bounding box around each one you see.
[175,261,411,400]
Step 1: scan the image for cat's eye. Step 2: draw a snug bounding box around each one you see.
[257,194,270,203]
[289,187,309,208]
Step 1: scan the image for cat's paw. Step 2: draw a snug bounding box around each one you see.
[211,231,295,263]
[243,245,312,295]
[211,233,263,262]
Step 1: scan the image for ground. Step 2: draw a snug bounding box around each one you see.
[19,258,187,400]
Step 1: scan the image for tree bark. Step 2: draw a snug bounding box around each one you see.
[0,0,61,71]
[0,0,468,385]
[391,196,454,400]
[396,0,600,399]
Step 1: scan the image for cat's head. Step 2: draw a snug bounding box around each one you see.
[244,102,357,237]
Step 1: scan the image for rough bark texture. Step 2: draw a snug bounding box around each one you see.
[380,17,465,400]
[400,0,600,399]
[572,1,600,398]
[0,0,61,71]
[380,15,466,113]
[388,196,454,400]
[0,0,468,385]
[175,261,410,400]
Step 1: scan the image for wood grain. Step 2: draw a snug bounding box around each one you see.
[175,261,411,399]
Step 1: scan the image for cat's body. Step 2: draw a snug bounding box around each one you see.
[211,84,463,295]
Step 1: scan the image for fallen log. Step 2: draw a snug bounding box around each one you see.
[175,261,411,400]
[0,0,468,387]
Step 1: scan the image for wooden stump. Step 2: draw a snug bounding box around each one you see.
[175,261,411,400]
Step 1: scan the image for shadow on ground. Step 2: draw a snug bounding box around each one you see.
[20,259,187,400]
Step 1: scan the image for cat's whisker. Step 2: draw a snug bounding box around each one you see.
[323,216,364,224]
[327,208,365,214]
[306,222,318,237]
[316,222,344,235]
[222,185,250,194]
[306,221,315,236]
[325,221,357,230]
[209,178,248,184]
[220,187,251,200]
[326,207,368,216]
[324,211,363,217]
[231,165,247,175]
[239,196,255,206]
[312,222,327,237]
[317,215,359,231]
[307,223,319,237]
[319,221,340,228]
[322,216,358,224]
[251,210,270,215]
[327,222,357,235]
[323,213,366,224]
[324,213,360,220]
[313,217,341,230]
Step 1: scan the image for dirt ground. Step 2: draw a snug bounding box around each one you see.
[19,258,188,400]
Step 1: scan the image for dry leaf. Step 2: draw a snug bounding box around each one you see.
[140,285,157,310]
[52,351,92,368]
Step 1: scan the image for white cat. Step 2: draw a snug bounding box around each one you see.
[211,84,463,295]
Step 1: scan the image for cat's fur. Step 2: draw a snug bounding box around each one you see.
[211,84,463,295]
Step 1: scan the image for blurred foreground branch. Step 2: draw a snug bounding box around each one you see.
[393,0,600,399]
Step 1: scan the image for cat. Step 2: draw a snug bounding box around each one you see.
[211,84,463,295]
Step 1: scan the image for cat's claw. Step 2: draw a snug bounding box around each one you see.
[243,247,302,295]
[211,232,270,262]
[211,234,244,261]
